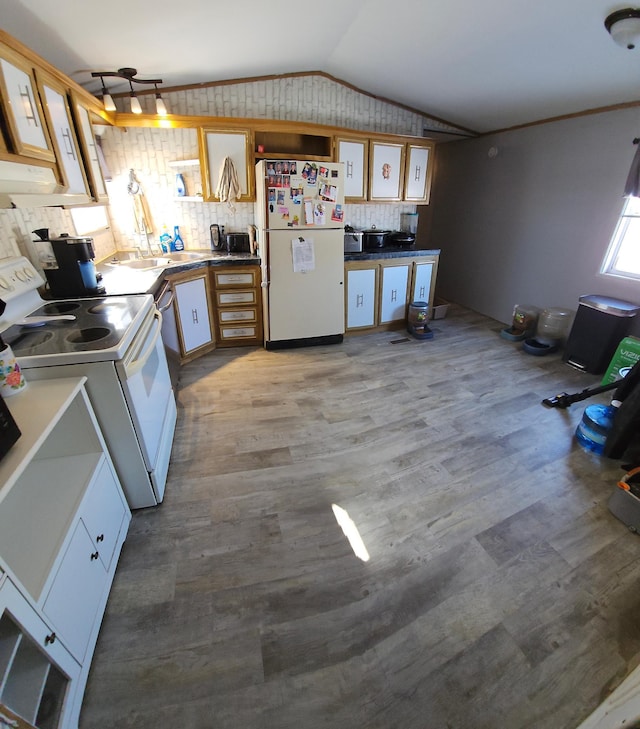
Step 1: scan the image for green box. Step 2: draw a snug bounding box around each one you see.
[601,336,640,384]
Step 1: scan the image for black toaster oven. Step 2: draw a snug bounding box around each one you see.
[225,233,250,253]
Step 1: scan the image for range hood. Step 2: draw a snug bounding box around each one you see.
[0,160,92,208]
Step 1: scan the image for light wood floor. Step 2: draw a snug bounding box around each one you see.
[80,305,640,729]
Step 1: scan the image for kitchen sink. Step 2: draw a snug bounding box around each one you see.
[106,251,210,270]
[164,251,208,262]
[109,258,172,270]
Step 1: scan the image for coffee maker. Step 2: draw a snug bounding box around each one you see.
[33,229,105,298]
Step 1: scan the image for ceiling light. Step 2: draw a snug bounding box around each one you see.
[605,8,640,50]
[95,75,116,112]
[154,84,168,116]
[91,68,166,115]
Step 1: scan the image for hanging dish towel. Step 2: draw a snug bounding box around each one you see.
[216,156,241,210]
[127,168,154,236]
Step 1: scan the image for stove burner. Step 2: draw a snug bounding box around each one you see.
[66,327,112,344]
[40,302,82,314]
[87,301,129,315]
[6,330,55,351]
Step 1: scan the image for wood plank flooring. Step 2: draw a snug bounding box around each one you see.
[79,305,640,729]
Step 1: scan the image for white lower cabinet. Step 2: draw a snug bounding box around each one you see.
[0,378,131,729]
[166,269,216,362]
[346,267,377,329]
[0,578,79,729]
[345,255,439,333]
[379,263,410,324]
[411,260,434,304]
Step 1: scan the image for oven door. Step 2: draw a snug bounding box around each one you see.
[115,307,174,474]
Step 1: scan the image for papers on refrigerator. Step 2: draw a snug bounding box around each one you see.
[292,237,315,273]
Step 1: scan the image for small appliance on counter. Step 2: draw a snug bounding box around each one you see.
[210,224,225,251]
[225,232,251,253]
[32,229,105,298]
[386,231,416,248]
[400,212,419,235]
[344,226,363,253]
[363,228,391,249]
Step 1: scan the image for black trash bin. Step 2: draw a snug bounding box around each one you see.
[564,295,640,374]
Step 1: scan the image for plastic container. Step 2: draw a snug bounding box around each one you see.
[400,212,419,235]
[501,303,540,341]
[175,174,186,197]
[535,307,573,345]
[575,403,616,454]
[172,225,185,252]
[159,225,172,254]
[407,301,433,339]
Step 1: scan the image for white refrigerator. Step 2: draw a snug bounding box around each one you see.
[255,159,345,349]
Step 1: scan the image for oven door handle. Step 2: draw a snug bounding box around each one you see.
[156,281,175,312]
[125,310,163,378]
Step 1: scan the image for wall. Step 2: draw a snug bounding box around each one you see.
[431,107,640,334]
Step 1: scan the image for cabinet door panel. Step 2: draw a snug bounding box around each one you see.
[404,144,434,203]
[0,47,55,162]
[40,79,88,194]
[347,268,376,329]
[199,129,253,202]
[412,262,434,305]
[81,458,126,572]
[337,138,367,201]
[380,265,410,323]
[43,520,107,662]
[71,95,108,201]
[175,277,213,354]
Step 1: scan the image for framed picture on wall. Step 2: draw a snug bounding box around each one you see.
[369,142,404,201]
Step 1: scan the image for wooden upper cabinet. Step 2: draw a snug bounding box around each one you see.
[369,141,406,202]
[198,128,254,203]
[34,69,91,197]
[335,136,368,203]
[69,92,109,202]
[404,142,435,203]
[0,42,56,163]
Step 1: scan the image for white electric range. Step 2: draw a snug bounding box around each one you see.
[0,256,176,508]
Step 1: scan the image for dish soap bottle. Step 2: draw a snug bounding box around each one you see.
[172,225,185,251]
[159,224,172,253]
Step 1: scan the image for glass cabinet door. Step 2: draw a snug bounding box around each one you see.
[0,43,55,163]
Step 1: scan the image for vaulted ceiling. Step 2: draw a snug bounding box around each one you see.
[2,0,639,133]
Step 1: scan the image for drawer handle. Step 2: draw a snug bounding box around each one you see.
[45,632,56,645]
[96,534,104,542]
[90,551,100,561]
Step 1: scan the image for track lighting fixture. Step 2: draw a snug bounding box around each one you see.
[154,83,168,116]
[91,68,169,116]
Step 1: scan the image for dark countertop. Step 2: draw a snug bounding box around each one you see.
[344,247,440,262]
[97,250,260,297]
[96,247,441,297]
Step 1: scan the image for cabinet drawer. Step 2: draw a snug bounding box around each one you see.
[220,326,257,340]
[214,271,255,287]
[219,308,257,324]
[216,290,256,306]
